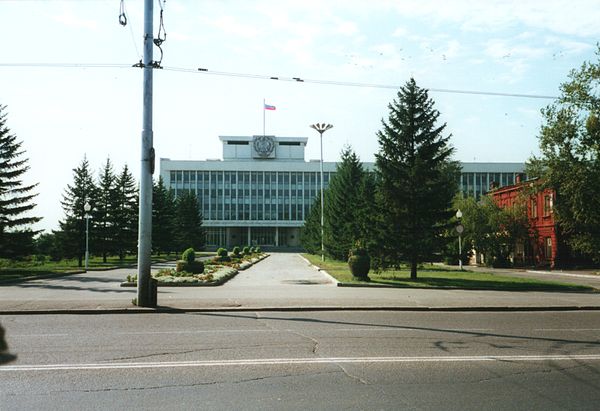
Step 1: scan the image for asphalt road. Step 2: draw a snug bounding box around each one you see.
[3,310,600,410]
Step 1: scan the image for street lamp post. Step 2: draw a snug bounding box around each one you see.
[84,202,91,271]
[310,123,333,262]
[456,209,463,271]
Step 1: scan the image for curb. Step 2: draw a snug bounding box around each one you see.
[526,270,600,279]
[297,254,339,285]
[3,305,600,315]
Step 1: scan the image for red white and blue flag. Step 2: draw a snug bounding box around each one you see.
[264,103,276,110]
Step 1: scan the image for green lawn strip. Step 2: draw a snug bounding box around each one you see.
[0,254,179,274]
[302,254,595,292]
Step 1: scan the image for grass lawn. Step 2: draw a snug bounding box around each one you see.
[302,254,596,292]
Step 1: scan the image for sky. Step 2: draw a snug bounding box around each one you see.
[1,0,599,233]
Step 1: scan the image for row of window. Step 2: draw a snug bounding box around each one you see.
[530,194,553,219]
[170,171,332,221]
[460,172,519,200]
[168,169,523,221]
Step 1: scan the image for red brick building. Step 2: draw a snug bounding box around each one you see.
[490,177,558,267]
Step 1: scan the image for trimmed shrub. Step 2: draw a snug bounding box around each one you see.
[232,246,241,258]
[217,248,228,258]
[187,260,205,274]
[242,246,251,256]
[182,248,196,264]
[348,246,371,281]
[255,246,261,254]
[176,260,187,272]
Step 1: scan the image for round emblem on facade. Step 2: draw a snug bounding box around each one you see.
[253,136,275,158]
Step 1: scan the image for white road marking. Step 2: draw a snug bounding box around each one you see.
[4,355,600,372]
[11,334,70,337]
[117,329,272,335]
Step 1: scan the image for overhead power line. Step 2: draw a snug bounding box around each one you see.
[0,62,559,100]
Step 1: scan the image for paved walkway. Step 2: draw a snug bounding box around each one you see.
[1,253,600,313]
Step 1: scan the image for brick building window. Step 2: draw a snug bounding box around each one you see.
[543,194,553,217]
[544,237,553,260]
[531,197,537,218]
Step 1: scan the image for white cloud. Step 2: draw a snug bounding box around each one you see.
[53,8,98,31]
[485,39,548,60]
[384,0,600,37]
[334,19,358,36]
[211,15,261,38]
[392,27,408,37]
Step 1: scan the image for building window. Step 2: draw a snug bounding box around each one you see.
[530,197,537,219]
[543,194,553,217]
[544,237,553,260]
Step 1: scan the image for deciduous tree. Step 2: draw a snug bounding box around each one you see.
[529,46,600,264]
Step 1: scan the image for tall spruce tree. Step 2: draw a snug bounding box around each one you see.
[375,78,459,278]
[175,190,205,252]
[324,146,367,260]
[152,176,176,255]
[95,158,117,262]
[59,156,97,266]
[111,165,138,261]
[0,105,41,258]
[300,195,322,255]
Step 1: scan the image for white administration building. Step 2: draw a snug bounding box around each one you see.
[160,135,524,249]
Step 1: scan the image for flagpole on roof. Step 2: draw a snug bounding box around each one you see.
[263,98,266,136]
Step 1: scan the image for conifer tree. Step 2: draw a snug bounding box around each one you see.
[0,105,41,258]
[175,190,205,252]
[375,78,459,278]
[111,165,138,261]
[300,195,322,255]
[95,158,117,262]
[323,146,367,260]
[152,176,176,255]
[59,156,97,266]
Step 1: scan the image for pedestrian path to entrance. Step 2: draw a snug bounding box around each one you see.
[224,253,333,287]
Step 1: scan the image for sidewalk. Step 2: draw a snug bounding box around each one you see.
[0,254,599,314]
[442,263,600,289]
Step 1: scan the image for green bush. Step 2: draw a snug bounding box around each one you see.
[255,246,261,254]
[348,246,371,281]
[242,246,250,256]
[232,246,241,257]
[182,248,196,264]
[217,248,228,258]
[187,260,205,274]
[176,259,204,274]
[176,260,187,272]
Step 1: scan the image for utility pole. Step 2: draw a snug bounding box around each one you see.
[137,0,156,307]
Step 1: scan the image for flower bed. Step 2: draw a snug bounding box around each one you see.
[121,253,268,287]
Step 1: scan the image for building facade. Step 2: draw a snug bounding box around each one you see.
[160,135,525,249]
[491,177,558,267]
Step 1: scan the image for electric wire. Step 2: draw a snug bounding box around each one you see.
[0,62,559,100]
[118,0,142,61]
[152,0,167,68]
